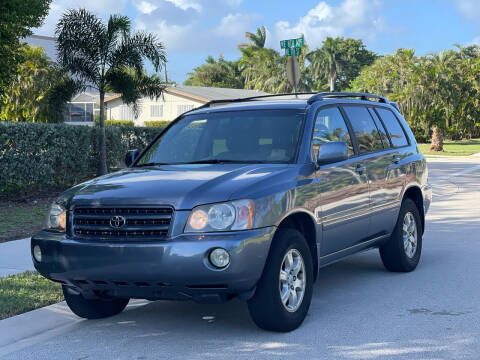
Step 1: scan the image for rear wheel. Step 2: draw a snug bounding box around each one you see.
[62,286,129,319]
[247,229,313,332]
[380,198,422,272]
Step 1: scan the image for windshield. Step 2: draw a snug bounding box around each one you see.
[136,109,305,165]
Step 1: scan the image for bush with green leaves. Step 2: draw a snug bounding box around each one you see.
[144,120,171,127]
[105,120,135,127]
[0,121,162,194]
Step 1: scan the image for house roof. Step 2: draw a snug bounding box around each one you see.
[103,85,269,104]
[71,92,116,103]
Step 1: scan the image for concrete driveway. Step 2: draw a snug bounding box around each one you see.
[1,157,479,360]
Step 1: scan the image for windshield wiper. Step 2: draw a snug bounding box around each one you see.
[134,162,170,167]
[170,159,264,165]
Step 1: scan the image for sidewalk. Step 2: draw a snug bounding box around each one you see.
[0,238,35,277]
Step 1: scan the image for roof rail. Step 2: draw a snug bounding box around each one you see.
[185,92,318,113]
[307,92,388,104]
[182,91,390,116]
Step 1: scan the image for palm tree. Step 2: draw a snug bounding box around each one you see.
[307,37,342,91]
[245,26,266,49]
[56,9,166,175]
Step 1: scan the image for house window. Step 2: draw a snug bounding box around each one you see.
[120,105,135,120]
[177,104,195,115]
[150,104,163,117]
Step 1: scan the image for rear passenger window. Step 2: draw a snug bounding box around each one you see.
[312,107,354,160]
[376,108,408,147]
[368,108,390,148]
[343,106,384,154]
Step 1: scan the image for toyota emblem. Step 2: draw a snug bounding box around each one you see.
[110,215,126,228]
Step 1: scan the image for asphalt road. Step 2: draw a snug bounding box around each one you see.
[2,157,480,360]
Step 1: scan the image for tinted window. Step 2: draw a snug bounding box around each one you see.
[376,108,408,147]
[137,109,305,165]
[343,106,384,154]
[312,107,354,160]
[368,107,390,148]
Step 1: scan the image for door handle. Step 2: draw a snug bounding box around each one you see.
[392,155,400,164]
[355,163,366,174]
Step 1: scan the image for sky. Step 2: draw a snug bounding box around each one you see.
[35,0,480,83]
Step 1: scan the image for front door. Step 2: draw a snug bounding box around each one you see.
[313,106,370,255]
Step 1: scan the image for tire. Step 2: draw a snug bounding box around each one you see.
[247,228,314,332]
[62,285,129,319]
[380,198,423,272]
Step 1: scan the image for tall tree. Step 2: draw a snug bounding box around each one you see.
[245,26,266,49]
[0,45,76,123]
[56,9,166,175]
[0,0,51,98]
[307,37,376,91]
[184,55,243,88]
[351,46,480,140]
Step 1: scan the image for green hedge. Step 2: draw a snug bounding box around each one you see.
[105,120,135,127]
[144,120,171,127]
[0,121,163,194]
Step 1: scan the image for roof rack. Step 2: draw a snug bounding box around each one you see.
[307,92,388,104]
[189,92,318,112]
[183,91,389,115]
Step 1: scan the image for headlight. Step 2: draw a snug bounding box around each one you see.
[46,203,67,232]
[185,200,254,232]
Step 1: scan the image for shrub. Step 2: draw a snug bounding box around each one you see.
[0,121,163,194]
[144,120,171,127]
[105,120,134,127]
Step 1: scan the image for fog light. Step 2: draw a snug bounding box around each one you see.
[209,248,230,268]
[33,245,42,262]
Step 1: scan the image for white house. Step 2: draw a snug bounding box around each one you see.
[103,85,269,125]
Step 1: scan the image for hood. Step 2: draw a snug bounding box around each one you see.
[64,163,293,210]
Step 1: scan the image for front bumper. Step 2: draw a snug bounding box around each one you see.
[31,227,275,302]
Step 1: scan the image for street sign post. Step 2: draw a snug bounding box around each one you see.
[281,36,304,96]
[286,56,300,89]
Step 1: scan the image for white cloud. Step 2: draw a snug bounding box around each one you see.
[164,0,202,12]
[215,13,260,38]
[473,36,480,45]
[134,0,158,14]
[267,0,384,50]
[134,0,259,53]
[36,0,128,36]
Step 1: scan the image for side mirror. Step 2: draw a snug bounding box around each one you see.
[125,149,140,167]
[317,141,348,166]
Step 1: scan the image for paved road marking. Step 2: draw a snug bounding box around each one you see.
[439,164,480,180]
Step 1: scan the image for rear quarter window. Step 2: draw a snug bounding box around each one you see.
[375,108,409,147]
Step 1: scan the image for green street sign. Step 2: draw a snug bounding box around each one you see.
[280,37,304,49]
[285,47,301,56]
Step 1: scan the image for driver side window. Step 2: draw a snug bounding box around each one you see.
[312,107,354,161]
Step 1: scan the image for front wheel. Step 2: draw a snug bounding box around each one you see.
[62,286,129,319]
[247,229,314,332]
[380,198,423,272]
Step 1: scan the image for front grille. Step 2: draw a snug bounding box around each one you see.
[72,207,173,240]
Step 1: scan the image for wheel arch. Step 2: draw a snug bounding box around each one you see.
[275,211,318,281]
[402,185,425,234]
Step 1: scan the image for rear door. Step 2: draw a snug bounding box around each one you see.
[313,106,370,255]
[369,106,410,235]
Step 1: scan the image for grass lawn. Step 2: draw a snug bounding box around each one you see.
[0,271,63,320]
[0,193,58,243]
[418,138,480,156]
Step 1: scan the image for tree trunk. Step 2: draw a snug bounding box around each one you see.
[98,90,108,176]
[329,75,335,92]
[430,125,444,152]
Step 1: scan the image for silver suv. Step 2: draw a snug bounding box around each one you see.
[32,92,432,332]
